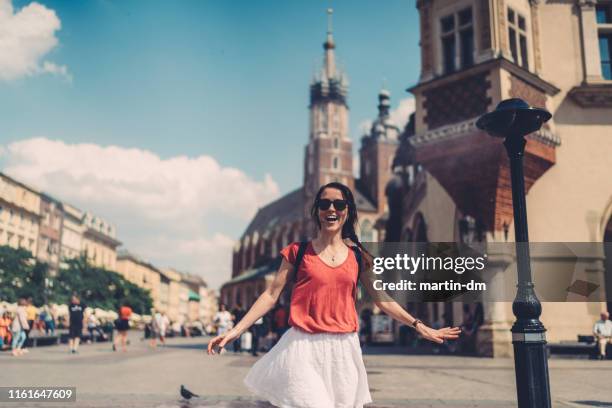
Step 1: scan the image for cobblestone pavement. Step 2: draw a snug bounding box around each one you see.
[1,332,611,407]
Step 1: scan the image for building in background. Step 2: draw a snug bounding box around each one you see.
[82,212,121,271]
[116,251,162,312]
[221,10,400,308]
[60,203,85,263]
[37,194,63,275]
[160,268,185,323]
[0,173,41,256]
[385,0,612,357]
[180,272,209,322]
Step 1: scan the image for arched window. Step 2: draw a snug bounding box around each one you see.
[333,156,339,170]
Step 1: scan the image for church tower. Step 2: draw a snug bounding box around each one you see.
[359,88,400,213]
[303,9,354,206]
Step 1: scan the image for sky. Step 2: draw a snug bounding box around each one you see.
[0,0,421,290]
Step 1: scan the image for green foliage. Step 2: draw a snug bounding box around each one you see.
[55,257,152,313]
[0,246,152,313]
[0,246,48,306]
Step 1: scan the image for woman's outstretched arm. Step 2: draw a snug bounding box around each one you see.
[207,258,293,355]
[359,266,461,344]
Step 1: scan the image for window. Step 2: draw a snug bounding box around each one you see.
[597,4,612,80]
[507,7,529,69]
[600,34,612,79]
[597,5,611,24]
[440,7,474,74]
[333,138,339,149]
[332,157,339,170]
[320,105,327,131]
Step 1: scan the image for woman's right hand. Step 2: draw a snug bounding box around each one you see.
[207,329,240,355]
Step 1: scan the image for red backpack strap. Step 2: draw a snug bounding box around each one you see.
[292,242,309,283]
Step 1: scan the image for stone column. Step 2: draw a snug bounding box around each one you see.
[578,0,604,82]
[476,247,514,357]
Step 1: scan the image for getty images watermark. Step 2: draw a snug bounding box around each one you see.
[361,242,611,303]
[371,253,488,292]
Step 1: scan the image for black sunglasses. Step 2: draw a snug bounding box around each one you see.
[318,199,347,211]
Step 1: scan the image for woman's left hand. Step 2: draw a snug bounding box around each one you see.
[416,324,461,344]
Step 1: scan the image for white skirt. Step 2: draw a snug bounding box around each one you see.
[244,327,372,408]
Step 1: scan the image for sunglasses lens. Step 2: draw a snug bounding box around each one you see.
[318,199,332,210]
[333,200,347,211]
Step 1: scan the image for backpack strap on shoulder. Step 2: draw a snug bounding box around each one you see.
[350,245,363,301]
[351,245,363,281]
[293,241,309,283]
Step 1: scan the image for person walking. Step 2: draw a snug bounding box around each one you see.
[213,304,232,336]
[113,303,132,352]
[68,295,86,354]
[150,310,169,348]
[23,297,37,349]
[208,182,460,407]
[11,298,29,357]
[593,311,612,360]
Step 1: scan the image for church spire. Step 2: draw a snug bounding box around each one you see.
[323,8,336,79]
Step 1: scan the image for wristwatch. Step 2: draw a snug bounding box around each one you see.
[411,319,423,329]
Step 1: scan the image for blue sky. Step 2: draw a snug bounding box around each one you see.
[0,0,421,288]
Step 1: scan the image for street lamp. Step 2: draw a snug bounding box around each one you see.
[476,98,552,408]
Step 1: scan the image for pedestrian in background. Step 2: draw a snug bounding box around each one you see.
[232,303,246,352]
[113,303,132,352]
[68,295,86,354]
[0,311,12,350]
[593,311,612,360]
[87,311,107,342]
[11,298,29,356]
[24,297,37,348]
[208,182,460,407]
[214,304,232,336]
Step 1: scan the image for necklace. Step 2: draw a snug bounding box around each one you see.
[324,246,341,263]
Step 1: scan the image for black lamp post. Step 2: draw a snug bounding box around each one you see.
[476,98,552,408]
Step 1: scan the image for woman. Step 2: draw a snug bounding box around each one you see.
[11,298,29,357]
[208,182,461,407]
[113,303,132,352]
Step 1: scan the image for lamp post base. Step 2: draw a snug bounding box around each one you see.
[512,338,552,408]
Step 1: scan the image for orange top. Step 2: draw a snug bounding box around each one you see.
[281,242,359,334]
[0,317,10,338]
[119,306,132,320]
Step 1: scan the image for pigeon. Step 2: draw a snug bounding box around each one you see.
[180,385,199,400]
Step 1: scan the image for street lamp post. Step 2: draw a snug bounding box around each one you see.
[476,98,552,408]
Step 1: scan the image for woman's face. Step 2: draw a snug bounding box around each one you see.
[318,187,348,234]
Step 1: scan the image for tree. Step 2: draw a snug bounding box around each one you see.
[53,256,152,313]
[0,245,48,306]
[0,246,152,313]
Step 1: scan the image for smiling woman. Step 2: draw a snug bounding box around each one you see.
[207,182,461,407]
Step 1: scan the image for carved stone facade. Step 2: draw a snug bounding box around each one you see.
[423,71,492,129]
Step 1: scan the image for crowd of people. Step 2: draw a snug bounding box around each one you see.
[0,297,55,356]
[2,295,610,360]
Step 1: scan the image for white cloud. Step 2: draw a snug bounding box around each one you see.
[357,97,415,138]
[2,138,280,289]
[358,120,372,136]
[389,97,415,130]
[0,0,70,81]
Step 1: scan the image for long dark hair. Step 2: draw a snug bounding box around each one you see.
[310,182,369,258]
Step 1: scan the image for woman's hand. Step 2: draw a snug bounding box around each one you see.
[416,323,461,344]
[207,329,240,355]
